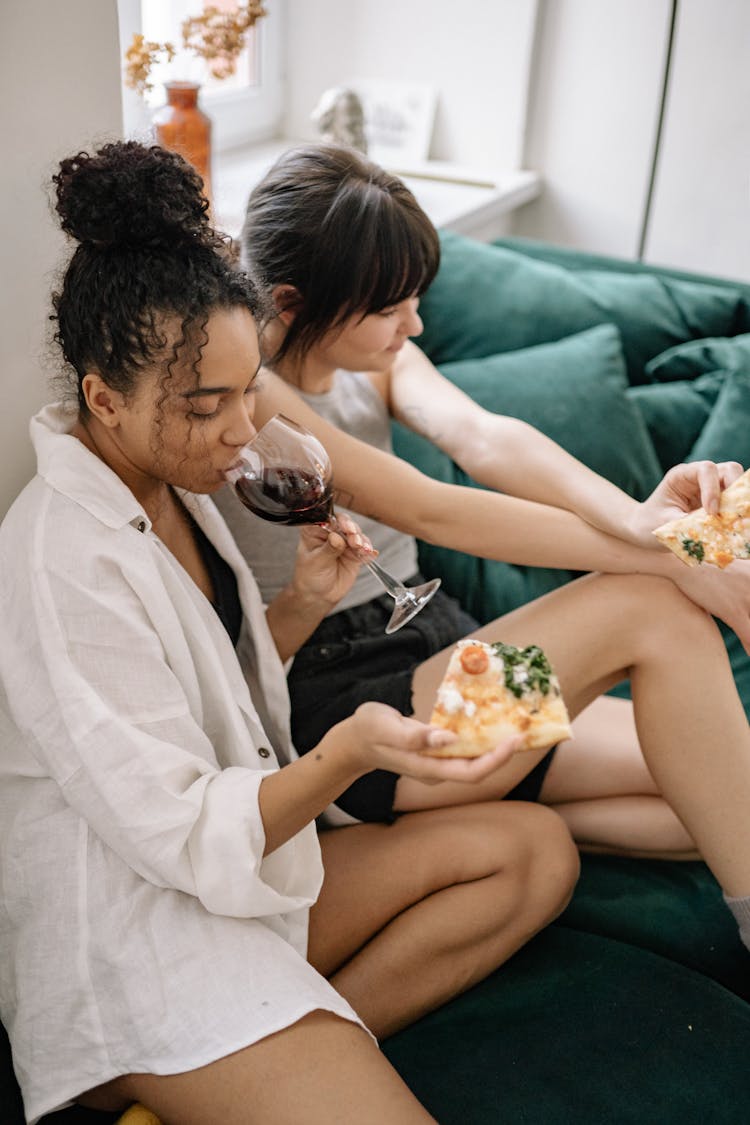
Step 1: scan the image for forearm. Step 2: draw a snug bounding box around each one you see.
[457,416,642,543]
[254,371,662,573]
[259,722,365,854]
[412,481,674,578]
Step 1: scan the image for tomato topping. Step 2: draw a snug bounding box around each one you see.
[459,644,490,675]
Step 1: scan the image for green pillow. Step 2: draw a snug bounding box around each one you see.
[393,324,662,622]
[437,324,661,498]
[645,333,750,382]
[419,231,749,384]
[627,371,726,472]
[687,368,750,465]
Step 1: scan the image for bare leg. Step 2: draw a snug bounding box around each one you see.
[542,696,697,857]
[400,684,696,856]
[81,803,577,1123]
[398,573,750,893]
[552,795,698,858]
[80,1011,434,1124]
[308,802,579,1038]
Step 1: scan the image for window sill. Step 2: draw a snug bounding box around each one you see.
[213,140,541,243]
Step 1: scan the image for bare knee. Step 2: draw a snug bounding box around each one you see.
[590,573,718,657]
[512,803,579,919]
[478,802,580,925]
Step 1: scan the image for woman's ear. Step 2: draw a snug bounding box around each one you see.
[271,284,303,327]
[81,372,125,428]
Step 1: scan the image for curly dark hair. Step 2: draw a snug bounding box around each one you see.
[51,140,262,412]
[240,143,440,367]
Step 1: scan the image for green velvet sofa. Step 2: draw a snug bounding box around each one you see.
[5,236,750,1123]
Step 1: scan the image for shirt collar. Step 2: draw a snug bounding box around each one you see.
[31,402,152,533]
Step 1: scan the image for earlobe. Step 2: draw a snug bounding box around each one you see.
[81,373,122,427]
[271,284,302,327]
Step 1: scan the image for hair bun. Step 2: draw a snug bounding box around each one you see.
[53,140,211,248]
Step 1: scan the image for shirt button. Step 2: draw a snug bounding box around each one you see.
[258,746,271,759]
[319,646,329,657]
[137,520,147,533]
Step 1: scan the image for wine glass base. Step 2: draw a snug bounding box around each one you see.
[384,577,442,634]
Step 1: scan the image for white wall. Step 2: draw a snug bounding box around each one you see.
[643,0,750,280]
[512,0,673,258]
[513,0,750,281]
[0,0,123,519]
[284,0,539,170]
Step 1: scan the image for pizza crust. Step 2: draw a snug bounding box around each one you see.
[653,467,750,568]
[424,639,572,759]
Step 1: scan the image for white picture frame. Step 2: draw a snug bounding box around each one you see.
[349,79,438,168]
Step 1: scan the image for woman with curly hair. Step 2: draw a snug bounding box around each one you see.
[0,140,579,1125]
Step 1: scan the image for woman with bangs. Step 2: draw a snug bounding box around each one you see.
[215,143,750,895]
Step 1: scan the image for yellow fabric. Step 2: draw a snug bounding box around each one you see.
[115,1105,163,1125]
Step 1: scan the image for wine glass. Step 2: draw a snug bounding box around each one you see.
[224,413,441,634]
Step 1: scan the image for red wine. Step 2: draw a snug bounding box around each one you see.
[234,466,333,526]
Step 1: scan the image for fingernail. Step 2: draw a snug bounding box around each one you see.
[427,729,455,747]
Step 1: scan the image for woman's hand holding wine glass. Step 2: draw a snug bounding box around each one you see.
[224,414,441,633]
[293,514,377,609]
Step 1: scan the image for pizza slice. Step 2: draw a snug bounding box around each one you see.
[424,638,572,758]
[653,467,750,568]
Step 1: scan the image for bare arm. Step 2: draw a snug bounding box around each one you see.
[259,704,520,855]
[388,341,642,538]
[255,369,686,574]
[254,369,750,651]
[388,342,742,538]
[264,519,372,663]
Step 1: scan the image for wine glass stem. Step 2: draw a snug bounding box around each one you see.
[326,511,414,604]
[363,558,413,603]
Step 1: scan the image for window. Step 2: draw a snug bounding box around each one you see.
[118,0,284,153]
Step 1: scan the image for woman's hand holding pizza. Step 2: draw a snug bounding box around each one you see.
[344,701,522,783]
[627,460,745,548]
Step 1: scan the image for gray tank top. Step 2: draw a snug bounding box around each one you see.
[213,369,419,612]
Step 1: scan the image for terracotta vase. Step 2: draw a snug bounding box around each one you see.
[152,82,212,203]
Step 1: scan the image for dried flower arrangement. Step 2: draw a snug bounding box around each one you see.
[124,2,267,96]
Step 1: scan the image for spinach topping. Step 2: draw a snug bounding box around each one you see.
[491,642,552,699]
[681,537,705,562]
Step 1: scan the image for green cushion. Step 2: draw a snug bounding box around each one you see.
[394,325,662,620]
[645,332,750,381]
[641,332,750,465]
[627,371,725,471]
[688,368,750,464]
[436,325,661,497]
[419,231,749,383]
[384,924,750,1124]
[635,329,750,469]
[560,855,748,998]
[493,237,750,303]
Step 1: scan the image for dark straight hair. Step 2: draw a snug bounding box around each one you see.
[240,143,441,366]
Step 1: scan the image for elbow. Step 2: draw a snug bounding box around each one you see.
[453,414,531,485]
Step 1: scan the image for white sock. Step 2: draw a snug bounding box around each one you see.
[724,891,750,951]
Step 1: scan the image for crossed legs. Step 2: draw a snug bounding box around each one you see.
[400,572,750,883]
[79,801,577,1123]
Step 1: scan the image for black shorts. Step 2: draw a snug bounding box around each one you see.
[287,576,557,822]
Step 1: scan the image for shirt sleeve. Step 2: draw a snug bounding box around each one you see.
[1,532,323,920]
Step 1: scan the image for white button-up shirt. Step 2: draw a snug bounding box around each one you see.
[0,404,363,1124]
